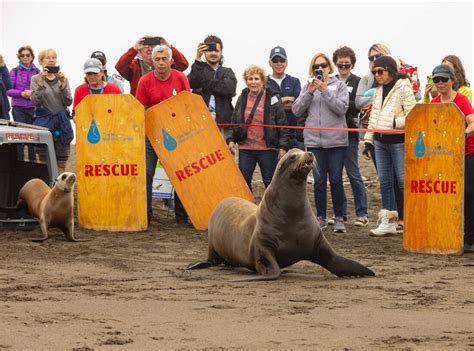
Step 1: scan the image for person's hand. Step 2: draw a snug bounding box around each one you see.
[362,142,373,160]
[316,77,327,92]
[195,43,207,61]
[228,141,238,155]
[278,149,287,159]
[307,79,318,95]
[281,96,295,111]
[134,37,146,51]
[424,83,433,96]
[159,37,170,47]
[57,71,67,88]
[21,90,32,99]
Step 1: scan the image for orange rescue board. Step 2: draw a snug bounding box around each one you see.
[145,91,254,230]
[404,103,465,254]
[76,94,147,231]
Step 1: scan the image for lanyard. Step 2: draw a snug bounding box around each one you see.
[88,84,105,94]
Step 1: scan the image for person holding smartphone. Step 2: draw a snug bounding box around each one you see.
[30,48,73,173]
[115,35,189,96]
[292,53,349,233]
[187,35,237,136]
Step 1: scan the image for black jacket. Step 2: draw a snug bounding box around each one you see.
[187,60,237,124]
[227,88,289,150]
[0,81,10,120]
[341,73,361,140]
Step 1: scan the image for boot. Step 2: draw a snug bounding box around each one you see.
[370,209,398,237]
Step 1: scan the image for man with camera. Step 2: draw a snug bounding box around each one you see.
[135,45,191,226]
[266,46,303,150]
[187,35,237,135]
[115,35,188,96]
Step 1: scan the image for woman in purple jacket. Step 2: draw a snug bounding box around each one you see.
[7,45,41,125]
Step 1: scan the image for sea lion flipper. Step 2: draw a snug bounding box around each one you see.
[311,234,375,277]
[186,261,214,270]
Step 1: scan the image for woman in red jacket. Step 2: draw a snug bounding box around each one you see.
[429,64,474,253]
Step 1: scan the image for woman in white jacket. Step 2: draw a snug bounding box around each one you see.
[362,56,416,236]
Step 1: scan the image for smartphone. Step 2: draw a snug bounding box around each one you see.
[143,37,161,46]
[427,75,433,85]
[314,69,323,81]
[205,42,217,52]
[46,66,60,74]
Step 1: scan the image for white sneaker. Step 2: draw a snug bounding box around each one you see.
[370,210,398,237]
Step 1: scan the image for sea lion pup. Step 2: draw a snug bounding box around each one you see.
[14,172,86,242]
[187,149,375,280]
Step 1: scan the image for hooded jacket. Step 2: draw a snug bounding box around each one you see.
[7,64,40,108]
[292,76,349,148]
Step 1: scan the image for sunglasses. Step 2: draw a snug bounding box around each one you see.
[371,69,387,76]
[271,57,286,64]
[20,54,32,58]
[433,76,450,84]
[312,63,329,70]
[368,53,383,62]
[336,63,352,69]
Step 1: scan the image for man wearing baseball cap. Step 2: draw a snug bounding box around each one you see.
[72,58,121,111]
[266,46,302,150]
[91,51,125,93]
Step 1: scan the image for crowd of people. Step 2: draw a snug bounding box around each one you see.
[0,36,473,252]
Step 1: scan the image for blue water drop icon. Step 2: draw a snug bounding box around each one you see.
[87,117,101,144]
[162,129,177,151]
[414,131,425,158]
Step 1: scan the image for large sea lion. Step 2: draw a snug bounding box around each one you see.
[13,172,85,242]
[187,149,375,280]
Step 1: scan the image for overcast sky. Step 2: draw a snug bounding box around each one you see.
[1,0,472,98]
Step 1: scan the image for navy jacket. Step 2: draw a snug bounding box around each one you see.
[266,74,301,126]
[33,107,74,145]
[0,81,10,120]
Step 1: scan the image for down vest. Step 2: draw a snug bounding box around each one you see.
[364,78,416,145]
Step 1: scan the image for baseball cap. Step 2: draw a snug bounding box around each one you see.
[91,51,107,65]
[269,46,287,60]
[84,58,103,74]
[432,64,455,79]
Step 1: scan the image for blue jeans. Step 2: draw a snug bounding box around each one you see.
[12,106,35,161]
[146,138,187,222]
[238,149,278,191]
[343,139,368,217]
[374,140,404,219]
[308,147,347,218]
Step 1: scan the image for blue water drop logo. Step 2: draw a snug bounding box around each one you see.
[414,131,425,158]
[87,117,101,144]
[162,129,177,151]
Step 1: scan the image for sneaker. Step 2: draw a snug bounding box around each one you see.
[328,216,347,225]
[369,209,398,237]
[397,220,404,234]
[317,216,327,230]
[334,217,346,233]
[354,216,369,227]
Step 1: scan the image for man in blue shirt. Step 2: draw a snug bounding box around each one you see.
[266,46,303,150]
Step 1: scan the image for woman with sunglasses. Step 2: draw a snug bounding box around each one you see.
[428,64,474,253]
[362,55,416,237]
[292,53,349,233]
[7,46,41,125]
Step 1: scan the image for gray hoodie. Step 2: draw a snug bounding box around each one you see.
[292,76,349,148]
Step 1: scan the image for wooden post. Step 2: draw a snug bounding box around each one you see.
[404,103,465,254]
[76,95,147,231]
[145,91,254,230]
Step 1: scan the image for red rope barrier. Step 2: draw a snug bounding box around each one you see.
[216,123,405,134]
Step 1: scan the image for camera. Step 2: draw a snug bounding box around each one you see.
[46,66,60,74]
[314,69,323,81]
[143,37,161,46]
[205,42,217,52]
